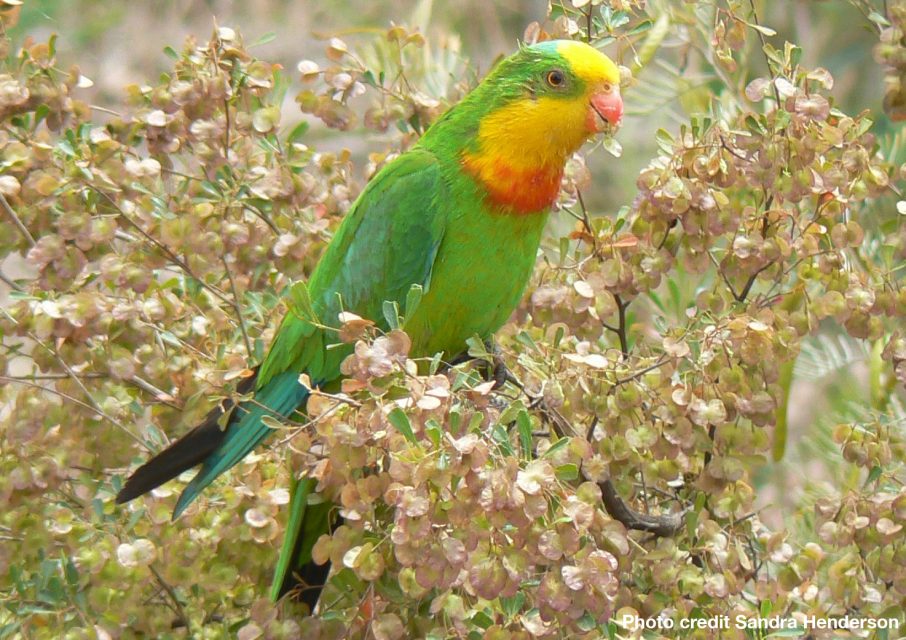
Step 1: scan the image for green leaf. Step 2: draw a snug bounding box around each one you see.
[626,19,653,37]
[63,555,79,587]
[609,11,630,29]
[655,128,674,154]
[772,358,795,461]
[555,463,579,482]
[552,325,565,348]
[403,284,424,325]
[429,351,443,375]
[765,629,805,638]
[517,410,533,459]
[632,12,669,73]
[466,335,491,360]
[864,465,882,487]
[286,120,309,145]
[577,613,597,632]
[33,104,50,128]
[492,423,514,456]
[425,419,442,447]
[868,11,891,27]
[667,277,682,313]
[749,23,777,37]
[388,407,417,444]
[251,31,276,47]
[200,179,223,198]
[602,135,622,158]
[383,300,400,330]
[515,331,539,353]
[287,281,319,324]
[543,437,570,458]
[501,592,525,617]
[470,610,494,629]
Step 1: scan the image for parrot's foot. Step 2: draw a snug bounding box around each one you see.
[487,341,520,390]
[447,340,520,391]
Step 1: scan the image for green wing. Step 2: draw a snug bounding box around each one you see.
[258,147,448,390]
[268,147,448,600]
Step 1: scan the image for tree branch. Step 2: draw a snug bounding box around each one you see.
[598,477,687,536]
[524,384,687,538]
[604,294,630,358]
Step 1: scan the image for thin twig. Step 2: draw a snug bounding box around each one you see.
[94,188,231,305]
[131,375,181,409]
[737,261,774,302]
[89,104,124,117]
[0,192,36,248]
[3,372,105,380]
[748,0,782,105]
[149,564,190,630]
[0,268,24,291]
[576,189,598,256]
[0,375,146,448]
[221,256,253,356]
[610,355,670,389]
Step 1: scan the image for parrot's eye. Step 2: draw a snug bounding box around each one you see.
[546,70,566,88]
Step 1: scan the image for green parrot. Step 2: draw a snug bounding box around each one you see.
[115,39,623,609]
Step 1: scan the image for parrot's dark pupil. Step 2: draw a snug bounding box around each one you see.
[548,71,563,86]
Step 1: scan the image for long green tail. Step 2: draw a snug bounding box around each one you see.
[271,476,334,605]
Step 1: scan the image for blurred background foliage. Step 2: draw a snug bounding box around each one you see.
[1,0,905,638]
[5,0,897,208]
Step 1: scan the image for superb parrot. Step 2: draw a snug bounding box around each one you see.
[115,39,623,609]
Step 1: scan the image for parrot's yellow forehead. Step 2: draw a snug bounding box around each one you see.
[555,40,620,86]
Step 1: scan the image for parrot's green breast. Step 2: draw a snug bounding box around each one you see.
[404,199,548,359]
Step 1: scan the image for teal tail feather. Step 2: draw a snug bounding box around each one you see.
[271,476,335,607]
[171,371,309,518]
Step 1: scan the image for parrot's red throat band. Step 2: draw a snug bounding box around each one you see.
[462,154,563,215]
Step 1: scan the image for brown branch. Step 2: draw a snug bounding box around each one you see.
[608,295,630,358]
[525,386,687,538]
[610,355,670,388]
[598,478,687,536]
[737,261,775,302]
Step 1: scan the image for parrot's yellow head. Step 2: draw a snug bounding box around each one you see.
[453,40,624,214]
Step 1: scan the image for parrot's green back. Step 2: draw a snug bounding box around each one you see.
[115,39,624,611]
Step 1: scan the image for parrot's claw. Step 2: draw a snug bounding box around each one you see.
[445,340,521,391]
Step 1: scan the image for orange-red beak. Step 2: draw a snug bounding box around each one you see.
[588,88,623,132]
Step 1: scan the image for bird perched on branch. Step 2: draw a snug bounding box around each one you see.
[115,39,623,611]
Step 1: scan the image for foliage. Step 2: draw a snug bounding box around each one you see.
[1,1,905,639]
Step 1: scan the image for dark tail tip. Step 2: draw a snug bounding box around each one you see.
[278,559,332,611]
[114,369,260,505]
